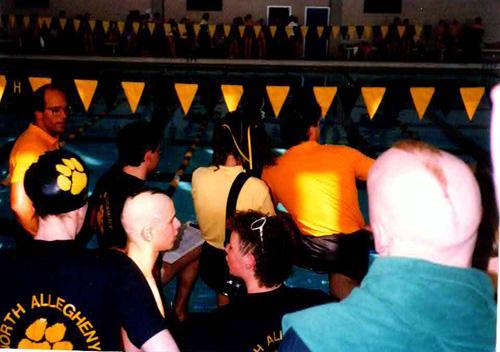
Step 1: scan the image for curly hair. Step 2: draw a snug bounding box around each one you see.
[229,211,294,287]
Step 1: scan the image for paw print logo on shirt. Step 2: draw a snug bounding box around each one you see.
[18,318,73,350]
[55,158,88,195]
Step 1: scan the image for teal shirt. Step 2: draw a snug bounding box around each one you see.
[282,257,496,351]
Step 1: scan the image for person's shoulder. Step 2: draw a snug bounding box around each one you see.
[192,165,216,179]
[247,175,270,190]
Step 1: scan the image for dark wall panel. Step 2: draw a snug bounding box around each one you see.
[364,0,401,13]
[186,0,222,11]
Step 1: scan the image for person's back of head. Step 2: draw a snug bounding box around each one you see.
[367,140,482,268]
[279,88,321,148]
[212,111,274,176]
[121,189,180,253]
[228,211,294,288]
[117,121,162,167]
[24,149,89,237]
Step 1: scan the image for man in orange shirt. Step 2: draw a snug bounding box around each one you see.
[262,92,374,299]
[9,84,69,236]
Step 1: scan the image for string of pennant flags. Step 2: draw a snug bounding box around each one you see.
[1,14,428,41]
[0,75,486,120]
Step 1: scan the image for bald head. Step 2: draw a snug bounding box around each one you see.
[121,190,180,252]
[367,140,482,267]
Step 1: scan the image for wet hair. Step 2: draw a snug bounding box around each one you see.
[229,211,294,287]
[117,121,162,167]
[32,84,66,114]
[279,88,321,148]
[211,111,275,176]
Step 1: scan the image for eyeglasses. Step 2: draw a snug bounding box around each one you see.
[250,216,266,252]
[45,106,71,116]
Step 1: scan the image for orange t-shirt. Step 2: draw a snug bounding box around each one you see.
[9,123,59,185]
[262,141,374,237]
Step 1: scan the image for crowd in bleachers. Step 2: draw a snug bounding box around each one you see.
[0,10,490,62]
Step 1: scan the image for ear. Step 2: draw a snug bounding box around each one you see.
[141,227,153,242]
[144,150,153,162]
[243,252,256,271]
[34,111,43,124]
[372,222,390,257]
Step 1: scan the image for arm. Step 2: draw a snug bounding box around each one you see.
[353,149,375,181]
[10,150,39,235]
[141,330,179,352]
[10,181,37,235]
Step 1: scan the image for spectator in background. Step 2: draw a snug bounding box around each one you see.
[280,140,496,351]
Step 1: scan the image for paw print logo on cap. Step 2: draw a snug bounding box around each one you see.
[55,158,88,195]
[18,318,73,350]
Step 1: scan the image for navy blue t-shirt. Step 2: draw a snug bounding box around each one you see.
[181,285,331,351]
[0,240,166,351]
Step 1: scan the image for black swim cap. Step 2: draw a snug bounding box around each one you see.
[24,149,89,216]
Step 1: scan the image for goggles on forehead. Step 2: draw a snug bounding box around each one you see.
[250,216,266,252]
[221,124,254,170]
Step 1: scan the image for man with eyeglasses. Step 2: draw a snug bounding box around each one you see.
[9,84,70,236]
[179,211,330,351]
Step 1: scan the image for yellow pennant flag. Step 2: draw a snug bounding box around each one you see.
[223,25,231,37]
[29,77,52,92]
[148,22,156,35]
[285,26,293,39]
[102,20,110,34]
[238,25,245,38]
[380,25,389,39]
[208,24,216,38]
[74,19,81,32]
[59,18,66,30]
[397,25,406,38]
[44,17,52,29]
[74,79,98,112]
[221,85,244,112]
[132,22,139,34]
[193,23,201,37]
[317,26,324,38]
[121,81,145,114]
[23,16,30,28]
[37,17,43,29]
[164,23,172,35]
[460,87,485,120]
[414,25,423,38]
[331,25,339,40]
[361,87,386,120]
[8,15,16,28]
[410,87,435,120]
[266,86,290,118]
[270,26,277,38]
[175,83,198,116]
[0,75,6,104]
[313,87,338,118]
[362,25,372,40]
[348,25,357,40]
[117,21,125,34]
[88,20,96,32]
[254,25,262,37]
[301,26,309,38]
